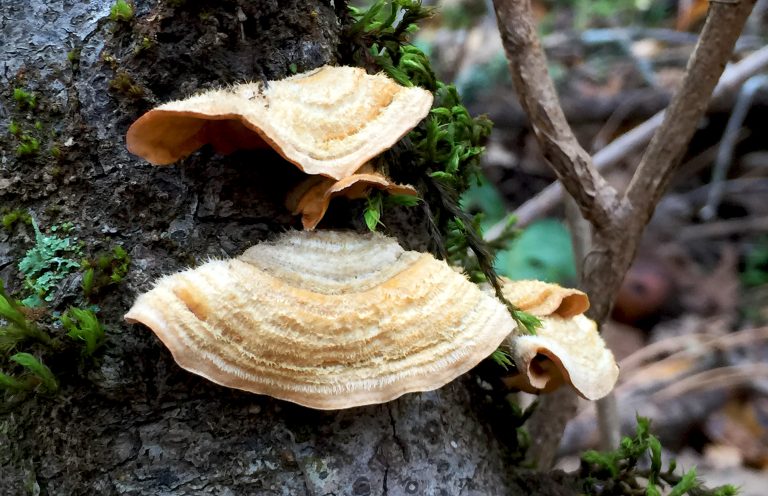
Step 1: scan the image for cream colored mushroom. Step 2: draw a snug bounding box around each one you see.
[125,230,514,410]
[500,279,619,400]
[285,163,417,230]
[126,66,434,180]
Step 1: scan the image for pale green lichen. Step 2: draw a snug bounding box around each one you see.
[18,219,81,306]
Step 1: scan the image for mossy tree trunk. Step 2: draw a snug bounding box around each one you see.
[0,2,575,494]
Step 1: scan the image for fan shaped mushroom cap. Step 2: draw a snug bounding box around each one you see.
[500,280,618,400]
[126,66,434,180]
[285,164,417,230]
[499,278,589,318]
[505,315,619,400]
[124,230,514,409]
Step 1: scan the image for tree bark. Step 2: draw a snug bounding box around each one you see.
[0,1,578,494]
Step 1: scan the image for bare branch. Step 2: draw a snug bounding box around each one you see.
[626,0,757,220]
[492,0,622,230]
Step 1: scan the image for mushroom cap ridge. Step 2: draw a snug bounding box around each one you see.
[125,230,515,409]
[126,66,434,180]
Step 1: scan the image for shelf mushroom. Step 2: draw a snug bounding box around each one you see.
[500,279,619,400]
[126,65,434,180]
[125,230,515,409]
[285,163,418,230]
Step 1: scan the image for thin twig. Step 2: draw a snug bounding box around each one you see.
[700,74,768,220]
[679,215,768,240]
[653,363,768,401]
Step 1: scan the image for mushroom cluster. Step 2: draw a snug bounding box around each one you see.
[125,66,618,409]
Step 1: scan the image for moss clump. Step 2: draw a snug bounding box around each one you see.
[109,71,144,98]
[15,135,40,157]
[579,416,738,496]
[0,280,52,352]
[7,121,21,136]
[1,210,32,231]
[61,308,105,356]
[66,48,81,65]
[109,0,134,22]
[12,88,36,110]
[81,245,131,299]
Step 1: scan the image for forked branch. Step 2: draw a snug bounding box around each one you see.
[492,0,756,469]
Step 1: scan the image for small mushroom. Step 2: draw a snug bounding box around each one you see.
[124,230,514,409]
[499,278,589,318]
[500,279,619,400]
[285,163,417,230]
[126,66,434,180]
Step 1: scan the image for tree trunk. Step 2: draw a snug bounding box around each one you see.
[0,1,580,494]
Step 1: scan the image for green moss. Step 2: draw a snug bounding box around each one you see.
[109,0,134,22]
[0,280,52,352]
[133,36,154,55]
[60,308,105,356]
[81,245,131,299]
[15,135,40,157]
[109,71,144,98]
[7,353,58,393]
[1,209,32,231]
[12,88,36,110]
[8,121,21,136]
[579,416,737,496]
[66,48,81,65]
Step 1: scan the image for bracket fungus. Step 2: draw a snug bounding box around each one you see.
[126,66,434,180]
[285,163,418,230]
[125,230,514,409]
[500,279,619,400]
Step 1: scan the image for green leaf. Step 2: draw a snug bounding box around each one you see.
[0,281,29,331]
[61,307,105,356]
[0,371,27,391]
[581,450,619,478]
[513,310,541,335]
[646,482,662,496]
[713,485,739,496]
[429,171,454,181]
[385,194,420,207]
[495,219,577,284]
[491,349,513,370]
[10,352,58,392]
[669,468,698,496]
[649,435,662,474]
[364,195,383,232]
